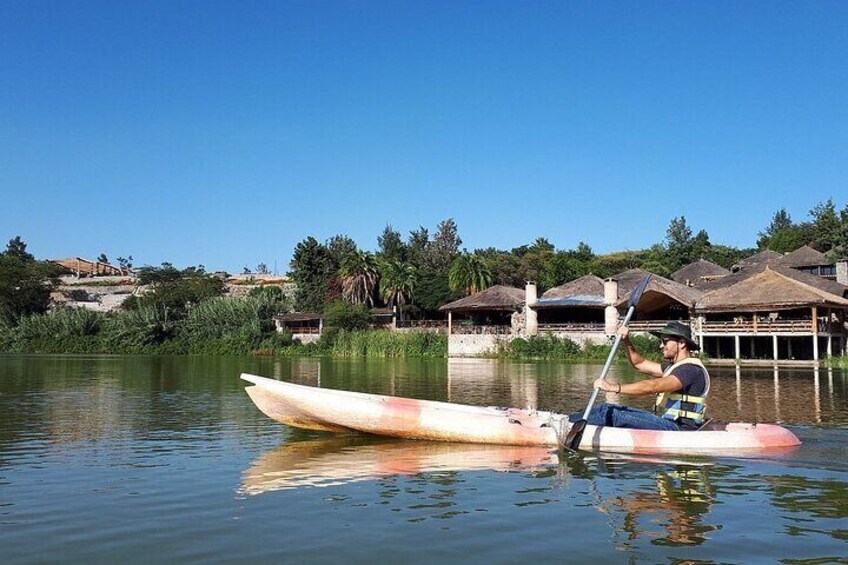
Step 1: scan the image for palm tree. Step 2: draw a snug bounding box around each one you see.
[449,253,493,296]
[379,259,417,314]
[339,251,379,307]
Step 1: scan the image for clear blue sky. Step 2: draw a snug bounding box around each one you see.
[2,1,846,273]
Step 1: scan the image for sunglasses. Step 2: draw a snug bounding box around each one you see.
[660,337,678,345]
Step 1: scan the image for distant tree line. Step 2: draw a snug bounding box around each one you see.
[287,199,848,317]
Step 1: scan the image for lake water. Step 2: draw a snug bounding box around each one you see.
[1,355,846,564]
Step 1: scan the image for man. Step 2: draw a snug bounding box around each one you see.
[571,321,710,431]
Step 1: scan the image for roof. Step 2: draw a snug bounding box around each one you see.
[535,295,606,308]
[540,274,605,301]
[615,273,704,312]
[776,245,831,268]
[696,267,848,313]
[733,249,782,270]
[439,285,525,312]
[273,312,322,322]
[671,259,730,286]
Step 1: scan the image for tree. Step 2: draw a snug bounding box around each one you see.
[116,256,133,270]
[256,263,270,275]
[377,224,407,262]
[430,218,462,269]
[406,227,430,267]
[125,263,224,316]
[449,253,493,295]
[810,199,842,252]
[379,259,417,310]
[97,253,109,264]
[289,237,331,312]
[757,208,794,249]
[0,237,62,325]
[339,250,380,307]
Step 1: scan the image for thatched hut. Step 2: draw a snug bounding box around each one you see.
[671,259,730,287]
[439,285,525,334]
[614,270,703,323]
[776,245,837,279]
[534,274,607,327]
[273,312,323,335]
[732,249,782,272]
[695,266,848,361]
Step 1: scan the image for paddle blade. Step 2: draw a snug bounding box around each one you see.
[629,275,652,309]
[562,419,587,452]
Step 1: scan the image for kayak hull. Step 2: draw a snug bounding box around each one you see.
[241,373,801,454]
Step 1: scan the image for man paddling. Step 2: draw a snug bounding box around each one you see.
[571,321,710,431]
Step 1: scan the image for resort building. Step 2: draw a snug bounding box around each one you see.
[440,246,848,363]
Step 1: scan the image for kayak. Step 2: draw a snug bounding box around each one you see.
[241,373,801,454]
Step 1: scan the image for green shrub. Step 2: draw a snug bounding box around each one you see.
[102,305,179,353]
[322,300,372,331]
[10,307,106,353]
[500,334,581,359]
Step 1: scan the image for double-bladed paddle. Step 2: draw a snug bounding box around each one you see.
[562,274,652,451]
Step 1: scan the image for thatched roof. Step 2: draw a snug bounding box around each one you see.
[671,259,730,286]
[536,275,606,308]
[615,273,704,312]
[274,312,322,322]
[439,285,525,312]
[733,250,782,270]
[776,245,831,268]
[696,267,848,313]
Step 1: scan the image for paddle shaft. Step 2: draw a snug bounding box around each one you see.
[578,304,637,421]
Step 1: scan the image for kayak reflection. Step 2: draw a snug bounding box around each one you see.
[240,437,558,495]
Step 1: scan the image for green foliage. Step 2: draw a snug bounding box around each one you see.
[0,237,62,325]
[128,264,225,318]
[102,305,179,353]
[500,334,581,359]
[178,296,280,353]
[339,250,379,307]
[11,308,105,353]
[290,236,332,312]
[322,299,372,331]
[306,329,447,358]
[448,253,493,295]
[377,224,407,261]
[379,259,416,307]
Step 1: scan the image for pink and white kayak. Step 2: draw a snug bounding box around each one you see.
[241,373,801,455]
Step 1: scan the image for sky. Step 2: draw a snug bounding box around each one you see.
[1,1,846,274]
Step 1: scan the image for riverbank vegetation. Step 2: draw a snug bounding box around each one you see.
[1,198,846,358]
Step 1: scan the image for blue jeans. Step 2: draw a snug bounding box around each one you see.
[569,403,681,431]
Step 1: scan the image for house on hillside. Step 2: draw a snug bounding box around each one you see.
[51,257,130,277]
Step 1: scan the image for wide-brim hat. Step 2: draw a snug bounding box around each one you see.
[650,321,699,350]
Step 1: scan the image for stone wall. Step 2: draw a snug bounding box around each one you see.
[448,334,510,357]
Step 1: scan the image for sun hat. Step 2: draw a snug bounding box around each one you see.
[649,321,699,350]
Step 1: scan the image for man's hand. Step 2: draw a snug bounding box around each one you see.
[594,378,618,392]
[618,325,631,341]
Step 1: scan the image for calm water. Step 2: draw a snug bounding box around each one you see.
[0,355,846,564]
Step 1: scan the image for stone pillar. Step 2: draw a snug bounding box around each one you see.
[836,260,848,285]
[448,311,453,335]
[773,335,779,361]
[734,335,741,361]
[604,278,619,335]
[525,281,538,336]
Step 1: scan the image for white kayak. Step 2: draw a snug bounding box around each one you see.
[241,373,801,455]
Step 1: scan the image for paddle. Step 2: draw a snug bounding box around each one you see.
[562,274,652,452]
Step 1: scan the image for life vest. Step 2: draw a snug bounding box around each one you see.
[654,357,710,424]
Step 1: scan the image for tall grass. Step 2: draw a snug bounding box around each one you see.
[277,329,447,358]
[12,308,105,353]
[499,332,663,362]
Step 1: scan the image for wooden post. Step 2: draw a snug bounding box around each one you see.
[448,311,453,335]
[734,334,741,361]
[812,306,819,361]
[753,312,758,334]
[773,335,779,361]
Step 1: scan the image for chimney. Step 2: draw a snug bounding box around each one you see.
[837,260,848,286]
[525,281,538,335]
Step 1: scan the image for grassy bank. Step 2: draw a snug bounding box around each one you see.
[2,302,667,362]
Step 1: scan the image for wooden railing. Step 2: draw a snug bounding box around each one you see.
[451,325,512,335]
[289,327,321,334]
[700,320,838,334]
[396,320,448,329]
[538,323,605,332]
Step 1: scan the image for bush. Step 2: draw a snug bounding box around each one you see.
[102,305,179,353]
[500,334,581,359]
[322,300,372,331]
[11,307,105,353]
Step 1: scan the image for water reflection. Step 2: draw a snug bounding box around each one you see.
[239,438,557,495]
